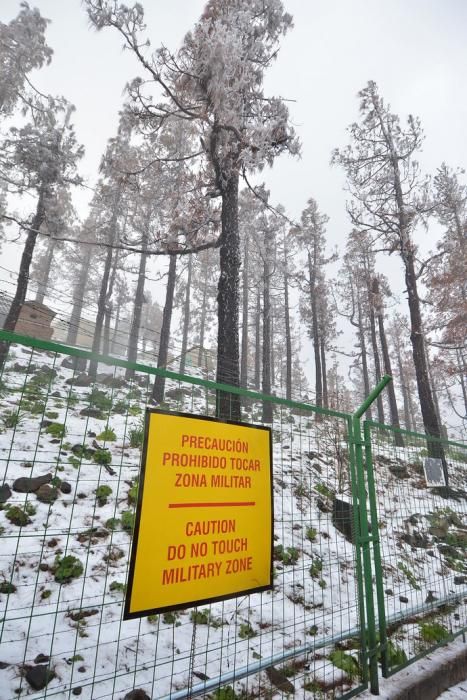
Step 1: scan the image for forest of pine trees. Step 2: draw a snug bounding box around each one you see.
[0,2,466,436]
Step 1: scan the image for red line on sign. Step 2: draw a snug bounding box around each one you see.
[168,501,256,508]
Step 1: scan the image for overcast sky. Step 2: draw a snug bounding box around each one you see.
[1,0,466,417]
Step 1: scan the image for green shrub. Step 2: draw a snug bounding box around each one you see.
[329,650,360,678]
[121,510,135,533]
[210,687,238,700]
[87,388,112,412]
[109,581,126,594]
[92,448,112,466]
[112,399,127,415]
[162,611,180,625]
[419,622,450,644]
[54,555,84,584]
[305,526,317,542]
[45,411,59,420]
[105,517,120,531]
[0,581,17,594]
[397,561,421,590]
[309,559,323,579]
[128,479,139,505]
[95,485,112,506]
[1,410,24,429]
[129,422,144,448]
[41,589,52,600]
[238,622,256,639]
[6,503,36,526]
[273,545,300,565]
[315,482,335,499]
[97,426,117,442]
[386,640,408,667]
[45,422,66,439]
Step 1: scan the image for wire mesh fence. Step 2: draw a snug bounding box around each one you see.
[364,421,467,678]
[0,331,368,700]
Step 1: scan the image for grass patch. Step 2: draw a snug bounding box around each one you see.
[95,485,112,506]
[54,555,84,584]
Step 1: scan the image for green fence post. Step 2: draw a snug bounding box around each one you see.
[353,375,392,695]
[363,421,388,678]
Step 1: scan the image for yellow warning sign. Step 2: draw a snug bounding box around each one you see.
[124,410,273,619]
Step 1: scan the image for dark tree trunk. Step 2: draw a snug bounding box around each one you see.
[284,270,292,401]
[179,254,192,375]
[240,236,249,388]
[216,174,241,420]
[35,236,56,304]
[152,254,177,404]
[457,350,467,416]
[67,246,91,346]
[0,189,46,368]
[320,337,328,409]
[262,237,273,423]
[88,245,114,378]
[404,250,446,473]
[111,302,121,355]
[254,288,261,391]
[357,299,372,420]
[308,252,323,409]
[126,230,149,378]
[373,278,402,443]
[368,290,385,423]
[396,347,415,430]
[197,264,208,369]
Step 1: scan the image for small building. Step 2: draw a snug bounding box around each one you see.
[15,300,56,341]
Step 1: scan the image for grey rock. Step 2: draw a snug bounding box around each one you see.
[80,408,105,419]
[25,665,55,691]
[66,373,93,387]
[123,691,151,700]
[13,473,52,493]
[454,576,467,585]
[399,595,409,603]
[35,484,58,503]
[72,688,82,696]
[0,483,12,503]
[60,481,72,494]
[34,654,49,664]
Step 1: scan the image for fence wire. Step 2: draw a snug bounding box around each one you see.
[0,332,367,700]
[364,421,467,677]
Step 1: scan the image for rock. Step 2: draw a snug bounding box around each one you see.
[332,497,355,543]
[51,391,61,398]
[454,576,467,585]
[25,664,55,691]
[400,531,430,549]
[40,419,53,429]
[72,688,82,696]
[66,373,93,387]
[316,497,332,514]
[425,591,438,603]
[60,481,72,494]
[39,563,49,572]
[80,408,105,419]
[13,473,52,493]
[399,595,409,603]
[77,666,86,673]
[0,661,9,669]
[35,484,58,504]
[385,589,393,596]
[265,667,295,694]
[123,692,151,700]
[34,654,49,664]
[0,483,12,503]
[388,462,410,479]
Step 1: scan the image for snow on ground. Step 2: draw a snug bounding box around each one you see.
[0,342,466,699]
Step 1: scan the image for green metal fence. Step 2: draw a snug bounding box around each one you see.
[0,329,465,699]
[363,420,467,684]
[0,330,370,699]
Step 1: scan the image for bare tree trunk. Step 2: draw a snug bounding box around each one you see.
[35,236,56,304]
[254,288,261,391]
[284,270,292,401]
[308,252,323,409]
[179,254,192,375]
[216,174,241,420]
[457,350,467,417]
[357,299,372,420]
[88,244,114,378]
[320,337,328,409]
[111,302,121,355]
[240,236,249,388]
[368,294,385,423]
[152,254,177,404]
[396,345,412,432]
[262,237,273,423]
[0,188,46,368]
[67,246,91,346]
[126,228,149,378]
[197,262,208,369]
